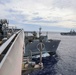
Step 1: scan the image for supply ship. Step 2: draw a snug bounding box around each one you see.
[22,28,60,75]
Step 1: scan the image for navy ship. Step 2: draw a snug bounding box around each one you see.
[60,30,76,36]
[24,28,60,57]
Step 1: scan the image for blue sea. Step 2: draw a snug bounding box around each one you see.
[30,32,76,75]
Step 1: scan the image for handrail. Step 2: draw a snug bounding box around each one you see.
[0,30,21,54]
[0,30,22,68]
[0,34,16,54]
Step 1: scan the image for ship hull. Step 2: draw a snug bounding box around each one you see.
[24,40,60,56]
[60,32,76,36]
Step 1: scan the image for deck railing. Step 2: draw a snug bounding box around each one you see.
[0,30,22,68]
[0,29,24,75]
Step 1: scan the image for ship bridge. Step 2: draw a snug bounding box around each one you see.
[0,29,24,75]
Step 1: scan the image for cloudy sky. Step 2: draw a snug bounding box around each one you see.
[0,0,76,31]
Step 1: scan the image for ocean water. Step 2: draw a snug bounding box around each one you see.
[30,32,76,75]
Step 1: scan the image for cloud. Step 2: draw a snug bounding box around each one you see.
[53,0,76,10]
[0,0,76,31]
[0,0,11,5]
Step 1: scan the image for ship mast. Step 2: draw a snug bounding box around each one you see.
[39,27,42,38]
